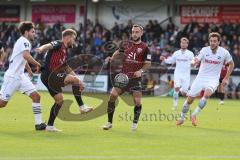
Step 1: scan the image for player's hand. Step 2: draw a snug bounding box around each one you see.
[221,77,229,87]
[192,57,200,68]
[35,47,43,54]
[105,56,112,63]
[79,81,85,91]
[28,70,33,78]
[134,70,142,78]
[160,56,165,61]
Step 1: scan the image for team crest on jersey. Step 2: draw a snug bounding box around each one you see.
[137,48,142,53]
[217,56,221,60]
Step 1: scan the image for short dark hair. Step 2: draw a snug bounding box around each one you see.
[181,37,189,43]
[18,21,34,35]
[209,32,221,41]
[62,29,77,38]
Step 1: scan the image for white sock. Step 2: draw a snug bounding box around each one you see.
[180,100,190,120]
[192,97,207,116]
[32,102,42,125]
[173,90,179,107]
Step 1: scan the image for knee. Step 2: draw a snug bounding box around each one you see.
[54,95,64,106]
[187,97,194,104]
[0,102,7,108]
[134,98,141,106]
[109,94,118,102]
[30,92,41,102]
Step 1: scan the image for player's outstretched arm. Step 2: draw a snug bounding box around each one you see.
[23,51,41,68]
[222,60,234,86]
[35,43,53,54]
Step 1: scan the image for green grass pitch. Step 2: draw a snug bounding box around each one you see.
[0,92,239,160]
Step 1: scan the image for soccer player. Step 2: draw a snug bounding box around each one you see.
[0,21,46,130]
[217,64,228,105]
[102,24,151,131]
[177,32,234,126]
[160,37,194,110]
[35,29,93,132]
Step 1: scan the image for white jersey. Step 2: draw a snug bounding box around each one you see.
[165,49,194,76]
[196,46,232,82]
[5,36,31,78]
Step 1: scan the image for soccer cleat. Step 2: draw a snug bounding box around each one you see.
[219,101,224,105]
[35,123,47,131]
[191,116,197,126]
[45,126,62,132]
[80,105,93,114]
[176,119,184,126]
[103,122,112,130]
[131,123,138,131]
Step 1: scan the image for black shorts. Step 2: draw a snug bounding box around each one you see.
[121,77,142,93]
[40,72,67,97]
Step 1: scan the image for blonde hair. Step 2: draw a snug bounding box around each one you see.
[62,29,77,38]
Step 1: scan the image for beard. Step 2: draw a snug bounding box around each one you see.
[132,37,141,42]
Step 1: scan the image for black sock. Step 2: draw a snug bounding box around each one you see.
[48,103,61,126]
[72,85,84,107]
[133,105,142,124]
[107,101,115,123]
[219,92,225,101]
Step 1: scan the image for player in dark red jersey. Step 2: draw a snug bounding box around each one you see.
[35,29,93,132]
[103,24,151,131]
[218,64,228,105]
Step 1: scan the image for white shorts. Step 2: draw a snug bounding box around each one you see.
[187,77,219,97]
[0,74,36,101]
[174,75,190,93]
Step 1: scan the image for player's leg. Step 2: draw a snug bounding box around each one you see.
[218,78,225,105]
[64,74,93,113]
[103,87,122,130]
[132,90,142,131]
[20,75,46,130]
[191,86,216,118]
[173,75,181,110]
[46,93,63,132]
[177,78,202,125]
[180,76,190,97]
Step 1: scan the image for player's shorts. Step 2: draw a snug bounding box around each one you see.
[0,74,36,101]
[174,75,190,93]
[121,77,142,93]
[40,72,67,97]
[187,77,219,97]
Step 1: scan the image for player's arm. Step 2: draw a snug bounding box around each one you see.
[23,51,41,68]
[134,47,152,78]
[25,62,33,77]
[222,60,234,86]
[35,41,61,54]
[160,52,176,64]
[35,43,53,54]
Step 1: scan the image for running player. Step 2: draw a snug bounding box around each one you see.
[102,24,151,131]
[160,37,194,110]
[177,32,234,126]
[35,29,93,132]
[0,21,46,130]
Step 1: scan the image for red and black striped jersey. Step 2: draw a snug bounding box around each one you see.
[43,40,68,73]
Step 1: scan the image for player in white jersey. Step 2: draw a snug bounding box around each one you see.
[0,21,46,130]
[160,37,194,110]
[177,32,234,126]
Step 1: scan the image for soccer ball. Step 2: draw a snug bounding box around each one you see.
[114,73,129,88]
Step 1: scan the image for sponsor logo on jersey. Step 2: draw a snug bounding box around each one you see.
[205,59,221,64]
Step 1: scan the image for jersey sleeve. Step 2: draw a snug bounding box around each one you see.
[164,52,176,64]
[50,40,62,50]
[20,39,31,52]
[224,50,233,63]
[142,47,151,61]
